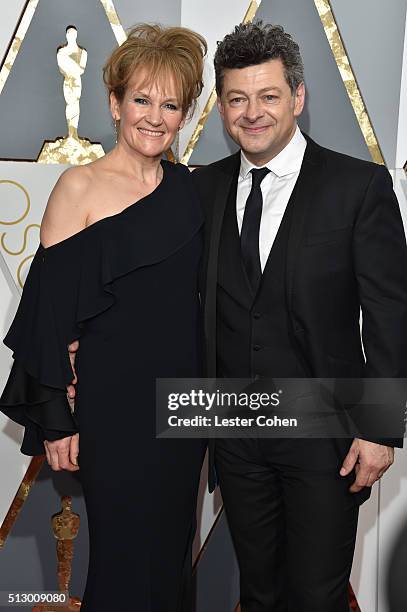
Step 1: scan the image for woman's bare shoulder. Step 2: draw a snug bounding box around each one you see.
[40,165,95,248]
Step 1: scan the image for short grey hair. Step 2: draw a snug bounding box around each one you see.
[214,21,304,95]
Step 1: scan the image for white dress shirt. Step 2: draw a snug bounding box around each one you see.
[236,126,307,271]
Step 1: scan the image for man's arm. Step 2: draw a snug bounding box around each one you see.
[341,165,407,491]
[354,165,407,380]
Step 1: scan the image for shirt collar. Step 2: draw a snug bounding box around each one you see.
[239,126,307,179]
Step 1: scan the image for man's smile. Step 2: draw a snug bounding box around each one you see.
[240,125,272,134]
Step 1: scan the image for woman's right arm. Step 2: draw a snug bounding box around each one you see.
[37,167,90,471]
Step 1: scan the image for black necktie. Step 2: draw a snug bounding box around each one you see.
[240,167,270,292]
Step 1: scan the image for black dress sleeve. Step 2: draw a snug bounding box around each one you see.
[0,242,83,455]
[1,162,204,456]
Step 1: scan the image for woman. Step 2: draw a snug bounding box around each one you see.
[0,24,207,612]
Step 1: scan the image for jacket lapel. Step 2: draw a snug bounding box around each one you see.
[252,135,325,314]
[285,136,325,317]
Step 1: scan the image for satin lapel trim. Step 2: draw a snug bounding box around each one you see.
[286,143,324,315]
[254,198,291,313]
[204,166,237,376]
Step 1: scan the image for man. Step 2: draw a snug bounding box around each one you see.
[190,22,407,612]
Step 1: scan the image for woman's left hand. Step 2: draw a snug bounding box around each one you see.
[44,433,80,471]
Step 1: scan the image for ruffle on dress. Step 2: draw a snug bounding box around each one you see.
[0,160,203,455]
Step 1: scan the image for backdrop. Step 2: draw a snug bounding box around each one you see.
[0,2,406,611]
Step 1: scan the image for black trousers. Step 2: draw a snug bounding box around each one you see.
[215,438,369,612]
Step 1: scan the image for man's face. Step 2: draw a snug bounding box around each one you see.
[217,59,305,166]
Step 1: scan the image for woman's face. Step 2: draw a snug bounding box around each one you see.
[110,68,185,159]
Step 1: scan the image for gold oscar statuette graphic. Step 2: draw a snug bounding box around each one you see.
[37,26,104,165]
[33,496,81,611]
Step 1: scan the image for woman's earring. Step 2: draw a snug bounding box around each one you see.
[114,119,119,144]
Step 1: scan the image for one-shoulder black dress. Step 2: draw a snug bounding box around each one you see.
[0,160,206,612]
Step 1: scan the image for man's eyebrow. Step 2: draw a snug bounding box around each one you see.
[262,86,283,94]
[256,86,283,94]
[226,89,247,96]
[226,86,283,96]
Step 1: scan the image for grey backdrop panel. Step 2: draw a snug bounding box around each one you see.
[115,0,182,30]
[330,0,407,168]
[189,0,371,165]
[0,0,119,159]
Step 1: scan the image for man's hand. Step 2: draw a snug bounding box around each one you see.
[340,438,394,493]
[44,433,80,471]
[66,340,79,409]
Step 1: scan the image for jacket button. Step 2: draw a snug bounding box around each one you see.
[253,312,261,319]
[253,345,261,351]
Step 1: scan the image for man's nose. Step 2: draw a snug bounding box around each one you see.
[244,99,264,122]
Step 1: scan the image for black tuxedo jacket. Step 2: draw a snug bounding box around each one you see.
[192,134,407,492]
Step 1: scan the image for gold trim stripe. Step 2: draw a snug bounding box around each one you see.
[314,0,384,165]
[0,0,39,96]
[0,457,45,547]
[100,0,127,45]
[180,89,218,166]
[180,0,260,165]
